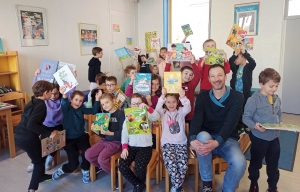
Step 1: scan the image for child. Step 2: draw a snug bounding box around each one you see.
[14,81,58,192]
[118,93,160,192]
[197,39,230,91]
[138,53,152,73]
[229,43,256,131]
[120,65,137,93]
[88,47,105,91]
[180,37,195,68]
[155,47,174,78]
[155,88,191,192]
[152,65,159,75]
[181,56,201,125]
[85,93,125,177]
[105,76,118,95]
[86,73,107,108]
[52,89,101,183]
[243,68,282,192]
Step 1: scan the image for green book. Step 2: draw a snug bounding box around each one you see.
[124,107,150,135]
[181,24,193,37]
[93,113,110,131]
[261,123,300,132]
[205,48,225,65]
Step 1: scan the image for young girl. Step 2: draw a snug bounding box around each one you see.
[27,69,76,172]
[14,81,58,192]
[52,89,101,183]
[155,47,174,79]
[155,88,191,192]
[118,93,160,192]
[85,93,125,175]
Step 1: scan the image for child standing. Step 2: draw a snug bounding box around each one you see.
[118,93,160,192]
[52,89,101,183]
[88,47,106,91]
[155,88,191,192]
[14,81,58,192]
[155,47,174,78]
[243,68,282,192]
[120,65,137,93]
[85,93,125,176]
[197,39,230,91]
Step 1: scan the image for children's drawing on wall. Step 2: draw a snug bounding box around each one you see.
[113,24,120,32]
[20,11,45,40]
[244,38,254,51]
[126,37,132,45]
[167,43,191,61]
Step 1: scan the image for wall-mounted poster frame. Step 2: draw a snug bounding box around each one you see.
[79,23,98,55]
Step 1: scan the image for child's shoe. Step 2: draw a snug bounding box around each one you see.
[45,155,53,171]
[133,182,146,192]
[52,167,64,180]
[81,169,91,184]
[203,181,213,192]
[249,183,259,192]
[266,188,278,192]
[175,186,184,192]
[27,163,34,172]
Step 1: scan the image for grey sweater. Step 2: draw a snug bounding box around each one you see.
[243,90,282,141]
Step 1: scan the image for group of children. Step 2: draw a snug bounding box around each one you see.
[15,37,283,192]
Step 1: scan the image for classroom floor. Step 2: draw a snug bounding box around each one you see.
[0,113,299,192]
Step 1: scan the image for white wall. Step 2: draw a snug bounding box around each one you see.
[0,0,138,93]
[211,0,285,95]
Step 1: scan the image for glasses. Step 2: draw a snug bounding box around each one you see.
[131,102,141,106]
[106,84,116,87]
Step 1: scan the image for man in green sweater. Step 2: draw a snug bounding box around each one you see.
[190,64,246,192]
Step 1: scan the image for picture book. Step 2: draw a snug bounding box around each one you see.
[244,37,254,51]
[41,130,66,157]
[146,57,156,65]
[124,107,150,135]
[205,48,225,65]
[37,59,59,83]
[145,31,157,52]
[57,61,76,72]
[93,113,110,131]
[53,65,78,94]
[181,24,193,37]
[133,73,151,96]
[114,89,127,109]
[0,38,4,55]
[226,24,247,51]
[0,102,14,109]
[114,47,135,60]
[150,38,160,50]
[164,72,182,93]
[167,43,191,61]
[261,123,300,132]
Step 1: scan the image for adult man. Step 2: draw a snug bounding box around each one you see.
[190,64,246,192]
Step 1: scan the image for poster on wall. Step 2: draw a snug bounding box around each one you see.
[79,23,98,55]
[16,5,48,46]
[244,38,254,51]
[145,31,157,52]
[234,2,259,36]
[126,37,132,45]
[113,24,120,32]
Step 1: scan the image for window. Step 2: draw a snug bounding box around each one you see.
[285,0,300,18]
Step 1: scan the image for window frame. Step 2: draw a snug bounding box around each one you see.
[284,0,300,20]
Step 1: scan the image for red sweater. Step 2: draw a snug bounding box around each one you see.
[197,59,230,90]
[182,63,201,120]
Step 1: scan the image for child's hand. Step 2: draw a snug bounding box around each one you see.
[254,122,266,132]
[101,129,108,135]
[59,86,66,95]
[162,87,167,97]
[95,90,102,101]
[35,69,41,76]
[99,83,106,90]
[221,50,228,62]
[121,149,129,159]
[179,89,185,98]
[50,130,59,140]
[240,44,246,54]
[165,55,169,63]
[104,72,110,75]
[234,49,240,56]
[189,55,195,64]
[73,70,77,77]
[139,103,149,110]
[146,49,149,54]
[201,55,208,67]
[129,73,136,84]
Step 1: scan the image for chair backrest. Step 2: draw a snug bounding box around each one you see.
[239,133,251,154]
[152,123,160,152]
[0,92,27,115]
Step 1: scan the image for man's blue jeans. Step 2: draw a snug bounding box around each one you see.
[196,131,246,192]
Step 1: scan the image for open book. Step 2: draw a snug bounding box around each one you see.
[261,123,300,132]
[124,107,150,135]
[167,43,191,61]
[114,47,135,60]
[53,65,78,94]
[41,130,66,157]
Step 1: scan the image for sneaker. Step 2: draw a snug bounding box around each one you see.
[81,169,91,184]
[133,182,146,192]
[52,167,64,181]
[203,185,213,192]
[95,167,103,174]
[266,188,278,192]
[249,184,259,192]
[27,163,34,172]
[175,186,184,192]
[170,186,176,192]
[45,155,54,171]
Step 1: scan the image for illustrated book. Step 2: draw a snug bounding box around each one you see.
[164,72,182,93]
[53,65,78,94]
[133,73,151,96]
[41,130,66,157]
[124,107,150,135]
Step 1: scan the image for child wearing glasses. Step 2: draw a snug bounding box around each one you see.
[105,76,118,95]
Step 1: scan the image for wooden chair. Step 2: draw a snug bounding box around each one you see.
[212,133,251,190]
[84,114,95,136]
[118,124,160,192]
[164,123,199,192]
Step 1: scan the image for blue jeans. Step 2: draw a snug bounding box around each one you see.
[196,131,246,192]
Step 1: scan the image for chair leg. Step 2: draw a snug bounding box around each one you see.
[194,162,199,192]
[165,167,169,192]
[118,170,123,192]
[156,163,159,184]
[53,149,61,165]
[1,126,7,147]
[212,161,216,191]
[217,162,222,174]
[146,169,150,192]
[90,164,96,182]
[111,163,116,191]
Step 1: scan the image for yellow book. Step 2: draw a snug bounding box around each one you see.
[226,24,247,51]
[164,72,182,93]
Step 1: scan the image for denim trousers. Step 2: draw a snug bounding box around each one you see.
[196,131,246,192]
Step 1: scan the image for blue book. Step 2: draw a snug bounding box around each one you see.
[37,59,59,83]
[0,38,4,55]
[114,47,135,60]
[133,73,151,96]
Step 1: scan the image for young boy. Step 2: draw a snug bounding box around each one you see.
[86,73,107,108]
[243,68,282,192]
[88,47,104,91]
[229,43,256,131]
[121,65,136,93]
[152,65,159,75]
[105,76,118,95]
[137,54,152,73]
[181,56,201,125]
[52,89,101,183]
[197,39,230,91]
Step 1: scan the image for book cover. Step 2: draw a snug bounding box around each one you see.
[41,130,66,157]
[205,48,225,65]
[226,24,247,51]
[0,102,14,109]
[133,73,151,96]
[181,24,193,37]
[145,31,157,52]
[0,38,4,55]
[244,37,254,51]
[114,47,135,60]
[37,59,59,83]
[164,72,182,93]
[114,89,127,109]
[150,38,160,50]
[261,123,300,132]
[146,57,156,65]
[53,65,78,94]
[57,61,76,72]
[167,43,191,61]
[93,113,110,131]
[124,107,150,135]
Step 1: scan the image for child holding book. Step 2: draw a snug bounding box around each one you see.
[14,80,58,192]
[197,39,230,91]
[85,93,125,177]
[155,87,191,192]
[86,73,107,107]
[52,89,101,183]
[120,65,136,93]
[118,93,160,192]
[155,47,174,78]
[243,68,282,192]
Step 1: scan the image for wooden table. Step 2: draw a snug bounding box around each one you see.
[0,105,16,158]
